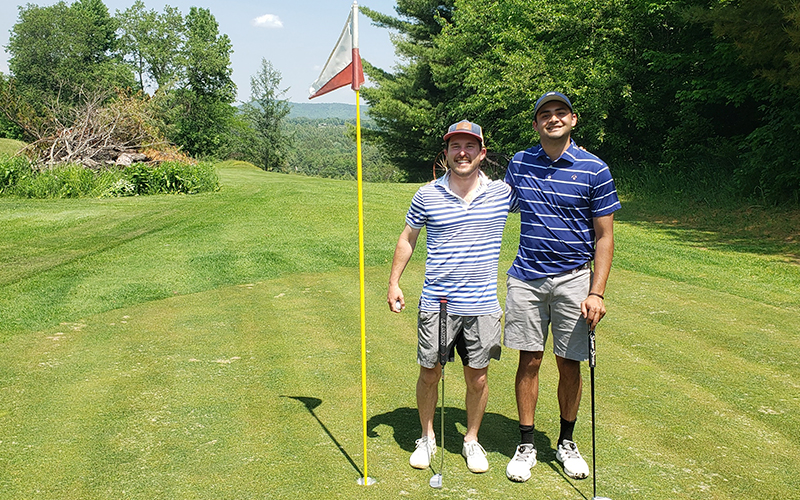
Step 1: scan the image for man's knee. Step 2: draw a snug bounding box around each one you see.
[418,365,441,386]
[555,356,581,380]
[519,350,544,374]
[464,366,488,392]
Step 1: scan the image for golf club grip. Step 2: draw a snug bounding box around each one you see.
[589,329,597,368]
[438,298,448,367]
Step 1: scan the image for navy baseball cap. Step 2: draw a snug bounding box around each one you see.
[443,120,484,144]
[533,91,573,117]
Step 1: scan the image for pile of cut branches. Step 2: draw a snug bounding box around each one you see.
[5,88,189,170]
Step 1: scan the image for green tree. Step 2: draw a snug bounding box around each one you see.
[167,7,236,157]
[7,0,133,106]
[0,114,22,140]
[360,0,455,180]
[364,0,800,203]
[182,7,235,100]
[116,1,184,92]
[74,0,118,63]
[708,0,800,89]
[238,59,292,171]
[700,0,800,202]
[0,74,24,140]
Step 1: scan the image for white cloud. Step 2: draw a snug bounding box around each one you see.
[252,14,283,28]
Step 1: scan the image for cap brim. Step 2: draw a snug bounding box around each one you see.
[443,131,483,143]
[535,96,572,115]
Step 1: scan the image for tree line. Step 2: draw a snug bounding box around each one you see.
[0,0,290,171]
[360,0,800,204]
[0,0,394,180]
[3,0,797,203]
[283,117,400,182]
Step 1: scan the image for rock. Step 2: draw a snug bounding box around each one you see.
[82,158,100,169]
[115,153,134,166]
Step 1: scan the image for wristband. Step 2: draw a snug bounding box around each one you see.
[588,292,604,300]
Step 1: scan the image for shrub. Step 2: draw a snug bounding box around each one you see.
[0,154,33,193]
[11,163,97,198]
[0,159,219,198]
[125,161,219,195]
[100,178,137,198]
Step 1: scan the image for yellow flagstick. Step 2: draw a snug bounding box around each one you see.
[355,89,374,486]
[307,2,372,484]
[353,1,374,486]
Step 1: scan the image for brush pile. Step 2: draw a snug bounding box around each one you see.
[11,89,193,170]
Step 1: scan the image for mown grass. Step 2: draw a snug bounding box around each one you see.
[0,161,405,336]
[0,161,798,499]
[0,138,25,156]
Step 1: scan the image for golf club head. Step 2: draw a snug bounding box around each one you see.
[429,473,442,489]
[592,497,612,500]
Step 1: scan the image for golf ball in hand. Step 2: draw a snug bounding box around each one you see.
[395,300,402,310]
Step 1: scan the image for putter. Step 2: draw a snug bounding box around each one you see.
[589,328,612,500]
[429,298,448,489]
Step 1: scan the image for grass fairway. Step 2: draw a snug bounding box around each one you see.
[0,138,26,156]
[1,161,799,499]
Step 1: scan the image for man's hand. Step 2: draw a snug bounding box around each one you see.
[388,285,405,313]
[581,294,606,329]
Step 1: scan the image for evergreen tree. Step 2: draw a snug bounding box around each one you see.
[360,0,455,181]
[238,59,292,172]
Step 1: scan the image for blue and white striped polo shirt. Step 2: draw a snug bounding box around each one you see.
[505,141,621,280]
[406,171,517,315]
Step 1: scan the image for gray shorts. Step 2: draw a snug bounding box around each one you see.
[417,310,503,369]
[503,268,591,361]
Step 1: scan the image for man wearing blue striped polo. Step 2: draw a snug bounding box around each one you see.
[503,92,621,483]
[388,120,516,474]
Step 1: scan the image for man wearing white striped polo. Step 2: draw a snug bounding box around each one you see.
[503,92,621,483]
[388,120,516,474]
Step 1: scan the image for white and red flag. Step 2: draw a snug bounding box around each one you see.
[308,2,365,99]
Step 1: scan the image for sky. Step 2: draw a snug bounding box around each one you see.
[0,0,401,104]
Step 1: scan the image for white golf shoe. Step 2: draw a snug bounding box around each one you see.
[461,440,489,473]
[409,435,436,469]
[505,443,537,482]
[556,440,589,479]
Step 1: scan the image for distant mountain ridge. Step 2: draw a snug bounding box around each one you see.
[288,102,364,120]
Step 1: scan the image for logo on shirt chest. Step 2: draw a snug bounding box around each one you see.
[545,173,579,181]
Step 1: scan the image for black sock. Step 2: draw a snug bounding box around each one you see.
[558,417,576,445]
[519,424,535,447]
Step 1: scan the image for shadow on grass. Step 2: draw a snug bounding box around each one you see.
[367,406,589,497]
[617,196,800,260]
[367,406,557,459]
[282,395,363,477]
[282,397,590,497]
